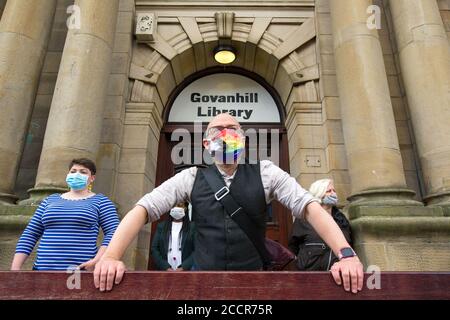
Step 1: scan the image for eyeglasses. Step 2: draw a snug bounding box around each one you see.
[205,126,244,140]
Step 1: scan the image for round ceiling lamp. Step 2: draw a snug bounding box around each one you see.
[214,45,236,64]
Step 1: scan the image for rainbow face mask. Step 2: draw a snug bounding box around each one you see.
[207,128,245,164]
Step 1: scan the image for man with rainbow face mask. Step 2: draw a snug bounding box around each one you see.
[93,113,364,294]
[205,126,245,164]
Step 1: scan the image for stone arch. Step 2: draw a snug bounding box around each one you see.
[128,16,319,116]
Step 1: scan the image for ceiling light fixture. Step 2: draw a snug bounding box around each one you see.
[213,45,236,64]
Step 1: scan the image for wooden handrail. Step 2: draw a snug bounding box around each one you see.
[0,271,449,300]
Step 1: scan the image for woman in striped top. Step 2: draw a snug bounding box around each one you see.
[11,158,120,271]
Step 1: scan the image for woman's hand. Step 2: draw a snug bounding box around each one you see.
[11,253,28,271]
[80,246,107,270]
[79,258,98,271]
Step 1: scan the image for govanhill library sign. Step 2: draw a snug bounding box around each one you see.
[168,73,281,123]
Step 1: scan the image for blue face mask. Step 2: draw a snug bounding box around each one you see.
[66,172,89,190]
[322,194,338,206]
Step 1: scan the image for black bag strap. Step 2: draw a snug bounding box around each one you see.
[200,166,271,267]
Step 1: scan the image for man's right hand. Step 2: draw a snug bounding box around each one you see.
[93,257,127,292]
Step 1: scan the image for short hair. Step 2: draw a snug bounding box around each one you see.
[309,179,333,202]
[69,158,96,175]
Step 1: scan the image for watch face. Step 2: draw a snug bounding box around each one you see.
[341,248,355,257]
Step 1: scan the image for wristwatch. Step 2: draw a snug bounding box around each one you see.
[338,247,356,260]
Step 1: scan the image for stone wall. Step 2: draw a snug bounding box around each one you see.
[13,0,73,201]
[314,0,426,205]
[95,0,135,203]
[312,0,351,205]
[0,206,37,270]
[379,0,423,201]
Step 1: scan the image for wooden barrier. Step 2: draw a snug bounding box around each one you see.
[0,271,449,300]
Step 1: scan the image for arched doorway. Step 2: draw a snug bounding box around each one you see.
[123,7,319,270]
[147,67,292,269]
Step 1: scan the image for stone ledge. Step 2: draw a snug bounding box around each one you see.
[0,205,37,216]
[0,214,34,231]
[432,204,450,217]
[351,216,450,235]
[349,205,444,219]
[351,213,450,271]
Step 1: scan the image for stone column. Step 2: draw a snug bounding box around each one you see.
[389,0,450,207]
[330,0,417,206]
[23,0,120,204]
[0,0,57,204]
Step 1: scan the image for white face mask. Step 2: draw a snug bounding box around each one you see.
[170,207,185,220]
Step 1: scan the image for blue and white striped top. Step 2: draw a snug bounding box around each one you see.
[15,193,120,270]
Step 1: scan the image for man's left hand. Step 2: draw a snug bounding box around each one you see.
[330,256,364,293]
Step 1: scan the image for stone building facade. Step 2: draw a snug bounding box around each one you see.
[0,0,449,271]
